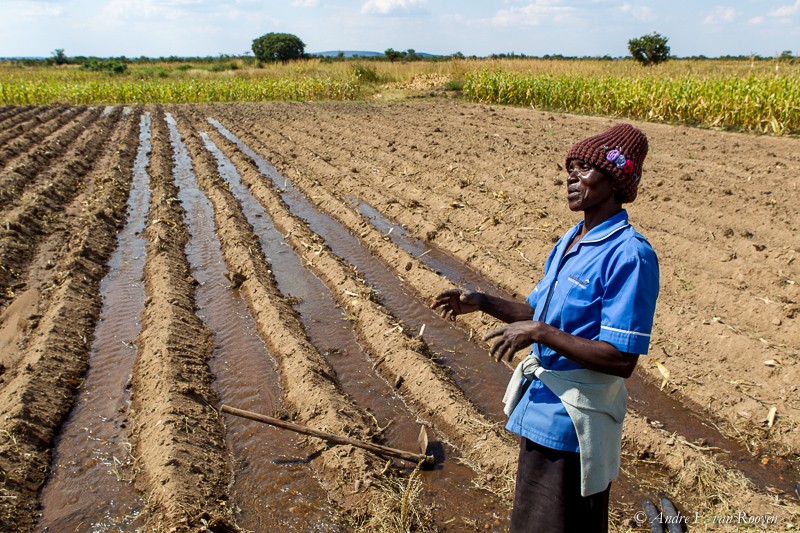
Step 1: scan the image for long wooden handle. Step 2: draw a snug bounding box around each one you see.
[221,404,434,465]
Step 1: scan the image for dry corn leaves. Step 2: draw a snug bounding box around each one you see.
[653,360,670,390]
[767,405,777,429]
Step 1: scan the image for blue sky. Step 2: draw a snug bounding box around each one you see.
[1,0,798,58]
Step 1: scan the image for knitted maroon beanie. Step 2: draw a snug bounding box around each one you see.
[565,123,648,203]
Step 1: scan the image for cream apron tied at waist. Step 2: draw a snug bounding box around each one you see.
[503,354,628,496]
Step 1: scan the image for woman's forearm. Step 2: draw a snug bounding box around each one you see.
[478,293,535,324]
[532,322,638,378]
[484,321,639,378]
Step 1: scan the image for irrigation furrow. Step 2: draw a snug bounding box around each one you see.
[167,120,345,531]
[0,105,32,124]
[0,106,90,190]
[0,105,28,120]
[0,108,133,385]
[224,103,557,284]
[0,104,36,124]
[35,112,153,532]
[205,116,517,402]
[0,105,62,149]
[0,108,141,533]
[169,110,422,529]
[184,114,514,529]
[127,108,234,531]
[272,103,527,230]
[196,114,519,492]
[0,107,119,314]
[215,106,529,307]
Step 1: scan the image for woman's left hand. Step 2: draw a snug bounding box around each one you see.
[483,321,540,362]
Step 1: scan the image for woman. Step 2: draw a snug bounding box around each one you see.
[431,123,659,532]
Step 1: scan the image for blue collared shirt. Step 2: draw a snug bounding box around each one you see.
[506,210,659,451]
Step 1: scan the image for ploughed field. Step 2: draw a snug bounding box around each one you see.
[0,101,797,531]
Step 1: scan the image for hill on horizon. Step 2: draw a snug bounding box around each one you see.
[313,50,438,58]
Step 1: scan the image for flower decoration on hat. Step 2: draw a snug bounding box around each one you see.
[603,147,626,169]
[622,159,634,174]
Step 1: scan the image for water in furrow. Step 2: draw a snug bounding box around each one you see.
[199,129,511,530]
[36,112,152,532]
[208,119,510,422]
[164,114,342,531]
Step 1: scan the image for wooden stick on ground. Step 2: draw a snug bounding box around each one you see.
[221,404,435,465]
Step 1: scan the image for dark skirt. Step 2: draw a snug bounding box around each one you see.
[510,438,610,533]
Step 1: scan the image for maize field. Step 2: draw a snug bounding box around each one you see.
[463,70,800,134]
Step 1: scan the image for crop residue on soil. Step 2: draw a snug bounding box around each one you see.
[0,101,797,532]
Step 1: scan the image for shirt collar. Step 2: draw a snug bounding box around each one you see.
[573,209,630,246]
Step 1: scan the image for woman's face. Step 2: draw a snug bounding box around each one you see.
[566,159,616,212]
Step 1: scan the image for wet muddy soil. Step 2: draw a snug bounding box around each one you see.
[0,101,797,532]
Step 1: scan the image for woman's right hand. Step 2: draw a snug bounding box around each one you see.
[430,289,483,320]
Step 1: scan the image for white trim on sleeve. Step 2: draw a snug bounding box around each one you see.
[600,325,651,338]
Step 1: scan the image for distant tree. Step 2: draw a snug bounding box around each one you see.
[251,33,305,63]
[406,48,419,61]
[450,51,465,60]
[51,49,68,66]
[778,50,795,63]
[384,48,406,62]
[628,32,670,66]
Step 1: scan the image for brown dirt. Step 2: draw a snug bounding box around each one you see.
[0,106,90,196]
[127,107,235,531]
[0,107,140,531]
[0,101,797,532]
[0,105,62,149]
[171,109,392,516]
[0,106,112,312]
[187,107,519,487]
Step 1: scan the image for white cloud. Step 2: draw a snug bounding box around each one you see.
[492,1,573,27]
[291,0,319,6]
[769,0,800,17]
[747,15,765,25]
[361,0,425,15]
[93,0,252,29]
[703,6,739,25]
[620,3,655,22]
[5,0,66,18]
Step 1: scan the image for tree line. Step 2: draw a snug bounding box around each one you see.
[15,33,797,69]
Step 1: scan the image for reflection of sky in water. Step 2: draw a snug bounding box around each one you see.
[203,115,516,528]
[346,194,505,293]
[90,506,141,533]
[37,112,151,533]
[164,117,342,530]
